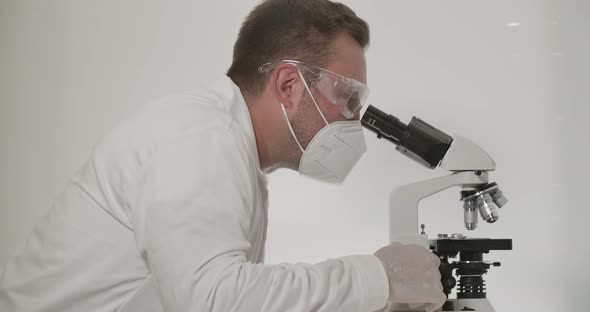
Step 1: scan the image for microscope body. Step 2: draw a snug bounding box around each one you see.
[389,163,489,245]
[362,106,511,312]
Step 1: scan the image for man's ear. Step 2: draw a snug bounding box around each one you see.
[271,64,303,112]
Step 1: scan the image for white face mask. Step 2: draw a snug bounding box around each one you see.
[281,70,367,183]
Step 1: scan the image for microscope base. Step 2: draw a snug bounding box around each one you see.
[386,298,495,312]
[441,298,495,312]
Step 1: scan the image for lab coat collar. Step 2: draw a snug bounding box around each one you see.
[220,75,264,176]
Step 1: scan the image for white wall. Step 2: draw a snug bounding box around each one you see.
[1,1,588,311]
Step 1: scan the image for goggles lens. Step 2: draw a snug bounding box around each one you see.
[312,69,369,119]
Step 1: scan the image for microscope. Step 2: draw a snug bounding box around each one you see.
[361,105,512,312]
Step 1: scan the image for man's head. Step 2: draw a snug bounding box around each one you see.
[228,0,370,175]
[227,0,370,98]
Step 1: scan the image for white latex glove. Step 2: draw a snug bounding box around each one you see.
[374,243,446,312]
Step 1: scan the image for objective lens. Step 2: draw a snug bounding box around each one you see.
[477,193,499,223]
[490,188,508,208]
[463,198,478,230]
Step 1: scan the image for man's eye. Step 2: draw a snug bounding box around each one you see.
[347,92,360,111]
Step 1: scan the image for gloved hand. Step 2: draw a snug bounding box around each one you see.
[374,243,446,312]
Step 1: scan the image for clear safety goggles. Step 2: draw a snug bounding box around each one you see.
[258,60,370,119]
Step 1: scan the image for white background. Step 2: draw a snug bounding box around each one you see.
[1,0,588,311]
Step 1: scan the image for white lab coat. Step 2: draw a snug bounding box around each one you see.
[0,76,389,312]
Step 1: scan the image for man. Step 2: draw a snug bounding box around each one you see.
[0,0,445,311]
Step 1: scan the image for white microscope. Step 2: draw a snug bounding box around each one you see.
[361,106,512,312]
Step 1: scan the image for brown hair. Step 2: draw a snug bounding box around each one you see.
[227,0,370,97]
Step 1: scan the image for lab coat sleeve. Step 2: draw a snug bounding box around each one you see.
[129,130,389,312]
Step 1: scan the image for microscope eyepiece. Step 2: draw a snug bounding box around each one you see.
[361,105,454,169]
[361,105,407,145]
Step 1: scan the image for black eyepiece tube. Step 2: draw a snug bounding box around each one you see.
[361,105,454,169]
[361,105,408,145]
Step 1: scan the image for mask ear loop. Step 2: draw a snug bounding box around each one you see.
[279,67,334,154]
[280,104,305,153]
[297,70,330,127]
